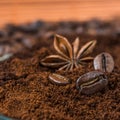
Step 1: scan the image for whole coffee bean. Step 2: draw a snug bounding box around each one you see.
[94,52,114,73]
[76,71,108,95]
[48,73,70,85]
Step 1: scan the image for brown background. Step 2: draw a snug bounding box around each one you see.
[0,0,120,26]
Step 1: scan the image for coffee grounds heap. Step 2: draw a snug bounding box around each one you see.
[0,20,120,119]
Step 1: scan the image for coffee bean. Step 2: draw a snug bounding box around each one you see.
[94,52,114,73]
[48,73,70,85]
[76,71,108,95]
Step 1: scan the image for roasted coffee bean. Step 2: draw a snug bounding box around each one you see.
[94,52,114,73]
[48,73,70,85]
[76,71,108,95]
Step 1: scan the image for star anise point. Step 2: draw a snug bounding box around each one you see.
[41,35,97,71]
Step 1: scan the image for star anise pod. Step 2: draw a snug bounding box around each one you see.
[41,34,97,71]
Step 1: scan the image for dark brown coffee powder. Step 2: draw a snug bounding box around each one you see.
[0,20,120,120]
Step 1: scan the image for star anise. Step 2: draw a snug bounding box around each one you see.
[41,34,97,71]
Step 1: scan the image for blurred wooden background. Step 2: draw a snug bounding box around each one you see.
[0,0,120,25]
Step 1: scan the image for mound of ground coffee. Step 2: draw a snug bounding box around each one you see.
[0,19,120,119]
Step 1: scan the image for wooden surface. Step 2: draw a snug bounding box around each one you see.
[0,0,120,25]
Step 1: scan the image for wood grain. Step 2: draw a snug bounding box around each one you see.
[0,0,120,26]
